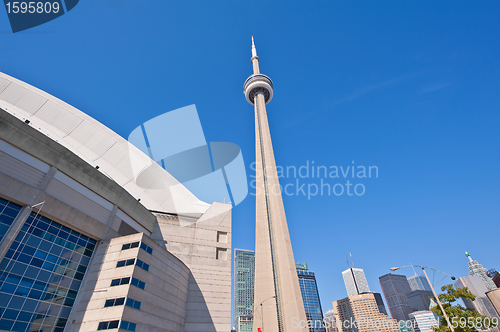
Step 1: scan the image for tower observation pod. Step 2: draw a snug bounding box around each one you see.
[244,37,309,332]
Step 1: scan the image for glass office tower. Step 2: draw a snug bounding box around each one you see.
[233,249,255,332]
[0,202,96,332]
[296,263,325,332]
[407,275,432,292]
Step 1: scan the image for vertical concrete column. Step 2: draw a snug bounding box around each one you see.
[0,166,56,262]
[0,205,33,260]
[103,205,118,240]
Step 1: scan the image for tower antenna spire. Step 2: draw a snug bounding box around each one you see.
[350,253,355,268]
[252,36,257,58]
[250,36,260,74]
[345,255,350,268]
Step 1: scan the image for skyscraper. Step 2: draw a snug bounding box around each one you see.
[296,262,325,332]
[455,276,499,318]
[466,252,497,291]
[234,249,256,332]
[407,275,432,292]
[379,273,413,321]
[342,267,370,296]
[406,275,434,312]
[244,38,308,332]
[331,293,399,332]
[406,290,434,312]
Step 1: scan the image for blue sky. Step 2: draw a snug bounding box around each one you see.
[1,1,499,315]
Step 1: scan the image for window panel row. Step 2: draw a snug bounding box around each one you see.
[103,297,141,310]
[122,241,153,255]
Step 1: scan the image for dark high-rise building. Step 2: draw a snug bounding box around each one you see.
[487,269,500,288]
[296,263,325,332]
[379,273,413,321]
[234,249,255,332]
[493,273,500,288]
[407,290,434,312]
[373,292,389,315]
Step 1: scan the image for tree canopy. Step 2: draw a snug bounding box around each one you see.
[431,284,497,332]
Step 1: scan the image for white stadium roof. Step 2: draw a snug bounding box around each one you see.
[0,72,210,217]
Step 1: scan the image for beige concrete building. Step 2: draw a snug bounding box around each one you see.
[0,71,232,331]
[243,38,308,332]
[486,289,500,317]
[331,293,400,332]
[455,276,499,319]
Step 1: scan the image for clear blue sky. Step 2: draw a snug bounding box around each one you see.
[1,1,499,314]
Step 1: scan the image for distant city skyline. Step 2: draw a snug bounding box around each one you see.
[230,250,497,316]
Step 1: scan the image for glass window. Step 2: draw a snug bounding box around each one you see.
[97,320,120,330]
[136,259,149,272]
[122,241,152,254]
[130,277,145,290]
[140,242,153,255]
[121,241,139,251]
[104,297,125,308]
[120,320,137,332]
[0,212,96,331]
[109,320,119,329]
[116,259,135,268]
[125,298,141,310]
[110,277,130,287]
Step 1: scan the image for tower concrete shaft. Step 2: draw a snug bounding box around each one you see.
[244,38,308,332]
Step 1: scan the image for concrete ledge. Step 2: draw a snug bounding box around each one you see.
[0,108,156,231]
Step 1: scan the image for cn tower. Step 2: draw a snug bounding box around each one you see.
[244,37,308,332]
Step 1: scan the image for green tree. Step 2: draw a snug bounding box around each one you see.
[431,284,496,332]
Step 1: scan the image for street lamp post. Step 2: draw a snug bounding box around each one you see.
[390,265,456,332]
[255,295,276,332]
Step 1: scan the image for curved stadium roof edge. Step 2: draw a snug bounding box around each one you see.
[0,71,210,217]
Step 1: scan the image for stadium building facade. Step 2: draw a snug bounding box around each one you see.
[0,72,232,332]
